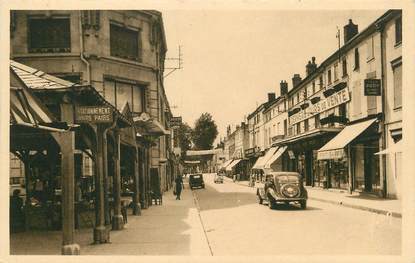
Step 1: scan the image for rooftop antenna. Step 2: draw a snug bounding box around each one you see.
[164,45,183,79]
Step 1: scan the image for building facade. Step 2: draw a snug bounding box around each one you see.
[10,10,175,199]
[275,10,402,198]
[222,10,402,199]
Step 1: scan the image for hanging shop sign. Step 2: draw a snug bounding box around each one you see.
[289,88,350,125]
[75,106,113,123]
[317,149,345,160]
[169,116,182,128]
[364,79,381,96]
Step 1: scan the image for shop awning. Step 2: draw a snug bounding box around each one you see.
[225,159,242,171]
[10,86,65,132]
[220,159,234,169]
[375,140,402,155]
[252,147,278,170]
[133,113,170,136]
[317,118,377,160]
[264,146,287,169]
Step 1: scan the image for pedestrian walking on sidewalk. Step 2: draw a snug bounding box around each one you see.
[175,175,184,200]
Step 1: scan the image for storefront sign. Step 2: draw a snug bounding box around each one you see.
[364,79,381,96]
[169,116,182,128]
[290,88,350,125]
[317,149,345,160]
[75,106,113,123]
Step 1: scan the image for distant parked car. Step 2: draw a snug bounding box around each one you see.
[256,172,308,209]
[189,173,205,189]
[214,173,224,184]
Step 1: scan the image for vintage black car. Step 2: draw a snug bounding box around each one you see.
[256,172,308,209]
[214,172,224,184]
[189,173,205,189]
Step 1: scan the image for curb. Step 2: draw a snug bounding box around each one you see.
[191,190,214,256]
[308,196,402,218]
[226,178,402,218]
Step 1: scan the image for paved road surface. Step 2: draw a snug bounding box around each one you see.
[193,173,401,255]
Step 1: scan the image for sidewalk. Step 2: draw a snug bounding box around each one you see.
[10,186,211,255]
[225,177,401,218]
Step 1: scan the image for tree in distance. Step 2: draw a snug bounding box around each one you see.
[192,113,218,150]
[174,122,193,156]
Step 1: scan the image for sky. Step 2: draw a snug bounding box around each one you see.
[162,9,386,144]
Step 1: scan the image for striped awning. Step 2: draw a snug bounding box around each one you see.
[225,159,242,171]
[264,146,287,169]
[252,147,278,170]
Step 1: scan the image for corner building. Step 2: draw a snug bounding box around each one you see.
[10,10,174,204]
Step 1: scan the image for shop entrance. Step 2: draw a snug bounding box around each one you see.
[363,141,380,193]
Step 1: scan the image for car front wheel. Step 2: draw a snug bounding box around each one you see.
[300,200,307,209]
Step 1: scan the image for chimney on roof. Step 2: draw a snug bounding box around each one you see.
[280,80,288,96]
[306,57,318,76]
[344,19,358,44]
[267,93,276,102]
[292,74,302,88]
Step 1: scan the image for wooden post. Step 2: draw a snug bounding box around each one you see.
[102,130,111,227]
[141,148,149,209]
[52,131,80,255]
[132,148,141,215]
[21,151,31,231]
[111,130,124,229]
[93,125,110,243]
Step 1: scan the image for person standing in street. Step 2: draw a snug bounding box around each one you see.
[175,175,184,200]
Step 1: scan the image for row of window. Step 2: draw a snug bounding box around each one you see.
[103,79,146,114]
[288,17,402,109]
[27,17,144,62]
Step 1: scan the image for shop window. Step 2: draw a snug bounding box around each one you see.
[110,24,142,62]
[342,57,348,77]
[354,48,360,70]
[395,17,402,45]
[28,17,71,53]
[366,36,374,61]
[327,69,332,85]
[393,63,402,109]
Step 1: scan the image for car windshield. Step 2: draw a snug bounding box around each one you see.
[192,175,201,179]
[275,175,299,183]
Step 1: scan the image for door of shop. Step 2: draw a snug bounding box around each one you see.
[363,142,380,193]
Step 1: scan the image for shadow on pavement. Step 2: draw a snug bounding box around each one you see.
[192,183,259,211]
[267,203,322,211]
